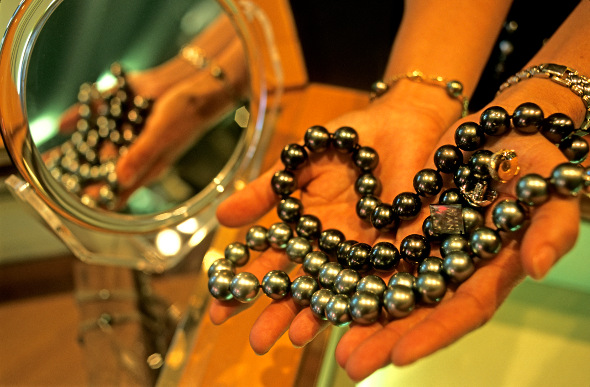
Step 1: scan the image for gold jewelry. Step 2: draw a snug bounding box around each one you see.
[370,70,470,117]
[497,63,590,132]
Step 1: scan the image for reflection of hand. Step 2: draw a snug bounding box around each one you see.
[210,83,583,381]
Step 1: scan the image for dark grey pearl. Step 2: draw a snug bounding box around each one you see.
[400,234,431,264]
[393,192,422,220]
[336,240,358,267]
[271,170,297,197]
[550,162,585,196]
[208,258,235,278]
[559,135,589,163]
[480,106,511,136]
[540,113,574,143]
[303,251,330,277]
[318,262,343,290]
[296,214,322,240]
[462,207,484,234]
[492,199,527,232]
[261,270,291,300]
[246,225,270,251]
[357,195,381,221]
[347,243,372,272]
[415,272,446,304]
[516,173,549,206]
[453,164,475,190]
[208,270,235,300]
[413,168,443,197]
[470,227,502,260]
[439,188,466,205]
[370,242,400,271]
[266,222,293,249]
[291,275,319,306]
[383,285,415,318]
[371,203,398,231]
[319,229,345,257]
[468,150,493,177]
[355,173,382,196]
[333,126,359,153]
[422,216,443,242]
[353,146,380,172]
[277,197,303,223]
[286,237,312,263]
[304,125,331,152]
[230,272,260,303]
[310,289,334,320]
[280,143,308,170]
[224,242,250,267]
[455,122,486,151]
[387,272,416,289]
[350,291,381,324]
[325,294,352,326]
[357,275,386,303]
[440,234,470,257]
[334,268,361,296]
[443,251,475,283]
[434,145,463,174]
[512,102,544,134]
[418,257,444,274]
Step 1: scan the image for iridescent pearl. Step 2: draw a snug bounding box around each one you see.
[434,145,463,174]
[333,126,359,153]
[550,162,585,196]
[336,240,358,267]
[462,207,484,234]
[280,143,308,170]
[492,199,527,232]
[468,150,493,177]
[356,275,387,301]
[357,195,381,221]
[415,272,446,304]
[383,285,415,318]
[325,294,352,326]
[480,106,511,136]
[319,229,345,257]
[224,242,250,267]
[540,113,574,143]
[318,262,343,290]
[350,291,381,324]
[208,270,234,300]
[246,225,269,251]
[277,197,303,223]
[230,272,260,303]
[418,257,444,274]
[558,135,589,163]
[400,234,431,264]
[439,188,465,205]
[207,258,235,278]
[271,170,297,196]
[443,251,475,283]
[296,214,322,240]
[470,227,502,260]
[261,270,291,300]
[303,251,330,277]
[413,168,443,197]
[353,146,380,171]
[304,125,331,152]
[347,243,372,271]
[291,276,319,306]
[516,173,549,206]
[286,237,312,263]
[512,102,544,133]
[393,192,422,220]
[334,268,361,296]
[387,272,416,289]
[440,234,470,257]
[266,222,293,249]
[455,122,486,151]
[355,173,382,196]
[370,203,398,230]
[422,216,443,242]
[310,289,334,320]
[370,241,400,271]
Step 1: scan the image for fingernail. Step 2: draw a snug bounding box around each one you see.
[531,246,556,279]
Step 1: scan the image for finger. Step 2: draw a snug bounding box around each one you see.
[58,104,80,133]
[250,298,301,355]
[288,308,329,348]
[390,245,524,366]
[520,197,580,279]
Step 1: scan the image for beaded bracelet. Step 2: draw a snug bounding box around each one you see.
[208,102,589,326]
[497,63,590,132]
[370,70,470,117]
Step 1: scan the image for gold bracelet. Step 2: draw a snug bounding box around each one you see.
[370,70,470,117]
[497,63,590,132]
[179,45,237,100]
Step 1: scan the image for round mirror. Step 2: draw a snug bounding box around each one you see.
[0,0,281,271]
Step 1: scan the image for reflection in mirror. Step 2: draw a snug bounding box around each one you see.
[27,0,248,215]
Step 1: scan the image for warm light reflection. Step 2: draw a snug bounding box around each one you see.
[202,248,224,273]
[95,72,117,91]
[188,228,208,247]
[29,115,58,144]
[155,229,182,256]
[177,217,199,234]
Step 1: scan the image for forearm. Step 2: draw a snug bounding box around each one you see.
[380,0,513,127]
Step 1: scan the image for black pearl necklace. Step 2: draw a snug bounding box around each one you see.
[208,102,590,326]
